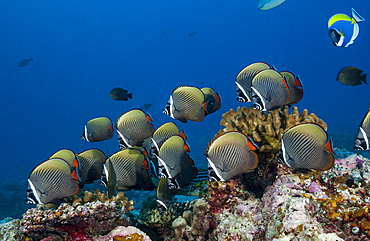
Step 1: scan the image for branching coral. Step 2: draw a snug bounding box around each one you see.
[217,105,326,156]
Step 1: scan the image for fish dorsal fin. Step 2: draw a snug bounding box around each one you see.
[215,92,221,101]
[247,140,257,151]
[294,76,303,87]
[325,138,336,154]
[282,76,290,89]
[71,170,80,181]
[184,142,191,152]
[351,8,365,23]
[146,113,153,122]
[203,102,207,111]
[73,157,80,170]
[180,130,188,140]
[247,136,259,151]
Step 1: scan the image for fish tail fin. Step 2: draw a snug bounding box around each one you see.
[30,57,34,61]
[127,93,133,99]
[351,8,365,23]
[361,73,367,84]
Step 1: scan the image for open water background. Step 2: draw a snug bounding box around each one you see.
[0,0,369,219]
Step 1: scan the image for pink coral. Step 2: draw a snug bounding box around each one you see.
[334,154,358,175]
[94,226,152,241]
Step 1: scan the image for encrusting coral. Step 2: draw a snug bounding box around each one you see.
[20,189,133,240]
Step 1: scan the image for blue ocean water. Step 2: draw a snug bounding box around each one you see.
[0,0,369,218]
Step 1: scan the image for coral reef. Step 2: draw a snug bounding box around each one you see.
[0,218,24,241]
[20,190,133,240]
[137,197,194,240]
[213,197,265,240]
[94,226,151,241]
[206,179,251,214]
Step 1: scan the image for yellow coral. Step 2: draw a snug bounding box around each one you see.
[217,106,327,158]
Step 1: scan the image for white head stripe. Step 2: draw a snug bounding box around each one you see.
[235,82,251,102]
[207,157,224,181]
[155,154,172,178]
[156,200,168,210]
[169,95,175,118]
[360,127,369,149]
[117,130,131,147]
[280,139,291,167]
[84,125,89,141]
[28,179,43,204]
[251,86,267,111]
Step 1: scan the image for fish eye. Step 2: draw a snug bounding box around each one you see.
[358,200,362,205]
[305,182,311,187]
[285,189,291,194]
[253,103,262,110]
[365,197,370,202]
[352,227,360,234]
[237,96,246,102]
[314,191,319,196]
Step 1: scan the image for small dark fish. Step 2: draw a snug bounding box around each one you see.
[354,106,370,150]
[81,117,114,142]
[205,131,258,181]
[19,57,34,67]
[163,85,206,123]
[187,31,199,37]
[109,87,133,101]
[336,67,367,86]
[278,123,335,171]
[26,158,79,204]
[161,30,173,36]
[201,87,221,116]
[140,103,153,111]
[116,109,154,148]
